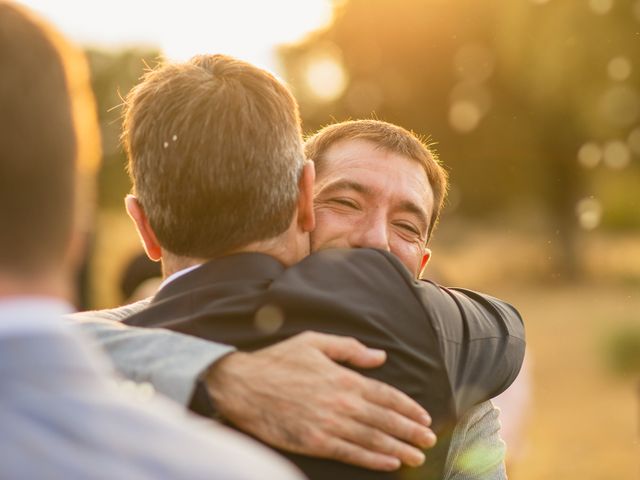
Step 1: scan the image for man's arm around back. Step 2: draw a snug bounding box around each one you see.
[70,305,435,471]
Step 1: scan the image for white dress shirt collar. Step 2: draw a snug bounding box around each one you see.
[157,264,202,292]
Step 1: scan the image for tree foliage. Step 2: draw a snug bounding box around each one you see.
[86,47,160,209]
[280,0,640,276]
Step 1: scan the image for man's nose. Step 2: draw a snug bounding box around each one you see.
[349,217,390,251]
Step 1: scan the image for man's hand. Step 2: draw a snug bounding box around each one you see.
[206,331,437,471]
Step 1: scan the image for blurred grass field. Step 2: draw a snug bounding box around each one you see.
[494,285,639,480]
[92,211,640,479]
[432,224,640,479]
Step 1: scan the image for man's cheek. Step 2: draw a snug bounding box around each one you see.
[311,223,345,252]
[309,222,331,252]
[314,210,343,236]
[390,241,423,275]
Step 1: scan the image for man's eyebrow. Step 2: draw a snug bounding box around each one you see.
[316,179,373,196]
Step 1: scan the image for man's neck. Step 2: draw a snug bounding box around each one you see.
[0,270,72,302]
[161,255,208,279]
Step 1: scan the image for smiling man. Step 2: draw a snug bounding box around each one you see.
[306,119,508,479]
[309,124,441,278]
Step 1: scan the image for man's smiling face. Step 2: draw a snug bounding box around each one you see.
[311,138,435,278]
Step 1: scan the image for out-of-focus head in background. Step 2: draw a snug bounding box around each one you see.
[0,1,99,295]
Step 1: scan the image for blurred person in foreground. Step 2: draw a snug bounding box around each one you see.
[304,119,518,479]
[76,54,524,479]
[0,3,305,478]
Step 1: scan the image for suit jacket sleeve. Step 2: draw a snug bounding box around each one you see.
[67,300,235,407]
[288,248,525,421]
[411,277,525,416]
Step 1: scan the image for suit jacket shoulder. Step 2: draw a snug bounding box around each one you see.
[278,248,525,416]
[67,301,234,406]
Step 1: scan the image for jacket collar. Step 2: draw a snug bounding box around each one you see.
[153,252,286,302]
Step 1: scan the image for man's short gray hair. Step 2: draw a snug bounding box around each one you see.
[123,54,305,259]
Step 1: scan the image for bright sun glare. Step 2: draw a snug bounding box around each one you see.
[19,0,333,72]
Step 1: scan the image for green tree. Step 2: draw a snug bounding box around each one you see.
[86,47,160,210]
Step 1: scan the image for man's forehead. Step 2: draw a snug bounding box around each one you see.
[318,139,433,199]
[320,138,386,167]
[320,138,420,175]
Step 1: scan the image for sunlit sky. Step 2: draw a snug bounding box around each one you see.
[19,0,334,72]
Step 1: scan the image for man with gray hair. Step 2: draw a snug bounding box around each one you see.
[81,53,524,479]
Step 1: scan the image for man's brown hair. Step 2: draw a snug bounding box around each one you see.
[122,54,305,259]
[0,2,98,276]
[304,120,448,240]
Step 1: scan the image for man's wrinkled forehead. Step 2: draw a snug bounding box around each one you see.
[317,138,434,200]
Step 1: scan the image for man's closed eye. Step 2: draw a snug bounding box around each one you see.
[330,198,360,209]
[395,222,422,237]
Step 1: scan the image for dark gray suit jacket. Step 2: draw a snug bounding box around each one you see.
[125,248,526,480]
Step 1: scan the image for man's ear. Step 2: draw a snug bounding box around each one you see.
[419,248,432,278]
[297,160,316,233]
[125,195,162,262]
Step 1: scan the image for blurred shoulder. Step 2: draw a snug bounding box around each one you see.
[67,298,152,323]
